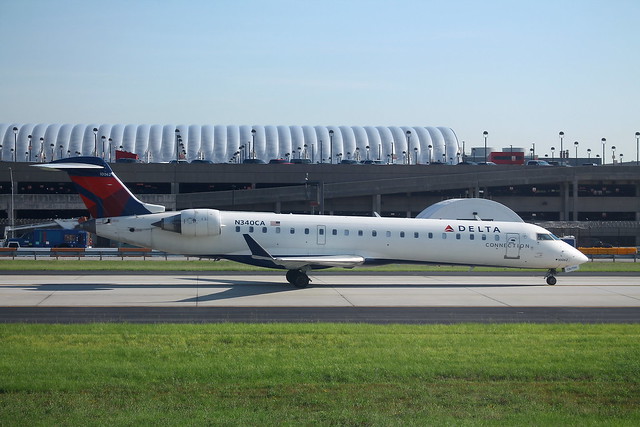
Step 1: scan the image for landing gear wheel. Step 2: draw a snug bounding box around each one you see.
[286,269,310,288]
[286,270,296,284]
[546,276,557,286]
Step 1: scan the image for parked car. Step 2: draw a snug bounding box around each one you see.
[526,160,552,166]
[242,158,266,164]
[290,158,312,164]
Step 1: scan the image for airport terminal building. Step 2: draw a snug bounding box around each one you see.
[1,123,640,247]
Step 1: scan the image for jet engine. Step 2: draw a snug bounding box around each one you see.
[153,209,222,237]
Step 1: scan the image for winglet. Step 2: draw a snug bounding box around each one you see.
[243,234,274,260]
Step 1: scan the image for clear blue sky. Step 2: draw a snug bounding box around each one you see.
[1,0,639,160]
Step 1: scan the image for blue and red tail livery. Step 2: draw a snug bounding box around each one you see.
[36,157,165,218]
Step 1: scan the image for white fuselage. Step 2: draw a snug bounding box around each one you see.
[91,210,587,270]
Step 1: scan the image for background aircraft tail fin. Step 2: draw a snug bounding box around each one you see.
[34,157,165,218]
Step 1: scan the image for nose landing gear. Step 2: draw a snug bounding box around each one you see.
[286,269,311,288]
[545,269,557,285]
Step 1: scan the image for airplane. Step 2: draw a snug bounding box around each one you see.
[35,157,588,287]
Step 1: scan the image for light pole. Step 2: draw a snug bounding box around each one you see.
[601,138,606,165]
[559,131,564,164]
[12,126,18,162]
[101,136,106,159]
[574,141,579,166]
[39,137,44,162]
[251,128,256,160]
[92,128,98,157]
[414,147,418,165]
[174,129,180,162]
[612,145,616,164]
[0,143,2,161]
[619,153,624,165]
[483,130,488,163]
[405,130,411,165]
[531,142,535,160]
[329,130,334,164]
[587,148,591,160]
[28,134,32,162]
[9,167,14,238]
[551,147,555,162]
[108,138,113,162]
[365,145,370,161]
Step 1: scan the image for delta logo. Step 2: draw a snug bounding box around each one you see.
[445,224,502,233]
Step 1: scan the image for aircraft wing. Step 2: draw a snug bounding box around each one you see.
[243,234,364,269]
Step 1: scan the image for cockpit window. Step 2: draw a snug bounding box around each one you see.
[537,233,555,241]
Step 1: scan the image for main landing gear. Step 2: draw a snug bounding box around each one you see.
[545,269,557,286]
[286,269,311,288]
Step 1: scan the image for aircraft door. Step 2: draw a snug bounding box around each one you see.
[504,233,520,259]
[317,225,326,245]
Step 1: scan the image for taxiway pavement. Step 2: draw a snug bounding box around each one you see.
[1,272,638,308]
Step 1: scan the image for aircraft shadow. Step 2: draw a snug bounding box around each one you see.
[13,278,539,304]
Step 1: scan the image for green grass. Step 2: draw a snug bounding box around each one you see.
[0,258,638,272]
[0,323,639,425]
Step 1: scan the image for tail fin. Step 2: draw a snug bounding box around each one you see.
[33,157,165,218]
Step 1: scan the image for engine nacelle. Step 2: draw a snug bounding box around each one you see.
[154,209,222,237]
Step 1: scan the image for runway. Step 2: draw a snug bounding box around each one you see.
[1,272,639,323]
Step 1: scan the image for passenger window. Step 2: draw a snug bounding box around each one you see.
[304,228,310,235]
[372,230,377,237]
[276,227,281,234]
[344,230,349,236]
[456,233,461,240]
[358,230,363,236]
[442,233,447,239]
[319,228,324,235]
[400,232,405,238]
[332,229,337,235]
[249,226,254,233]
[414,232,419,238]
[235,226,240,232]
[495,235,500,241]
[482,235,487,241]
[428,232,433,239]
[262,227,267,233]
[386,231,391,238]
[470,234,475,240]
[290,228,295,234]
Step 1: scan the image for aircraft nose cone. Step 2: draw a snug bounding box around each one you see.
[575,250,589,265]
